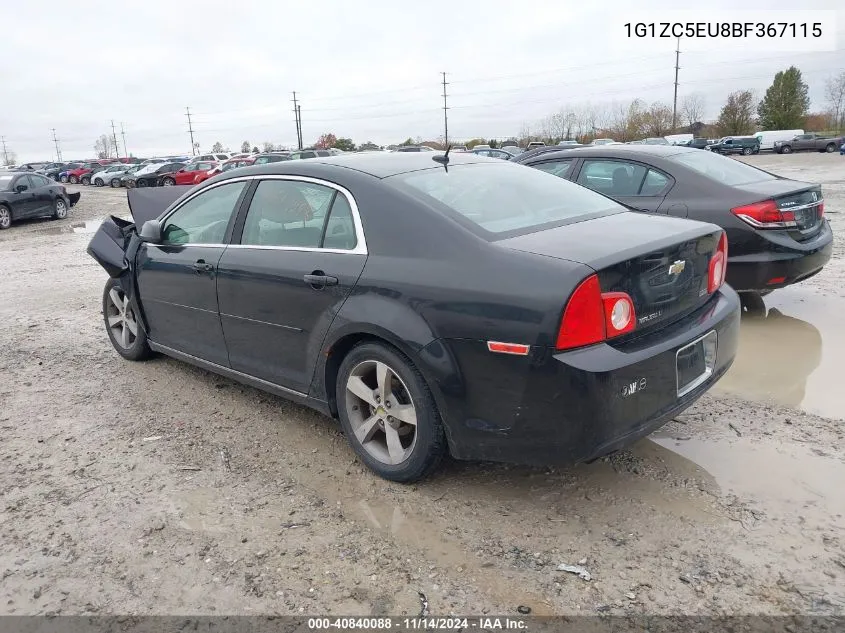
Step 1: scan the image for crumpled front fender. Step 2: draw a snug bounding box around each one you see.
[86,215,135,278]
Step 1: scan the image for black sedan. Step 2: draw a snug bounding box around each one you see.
[87,153,740,482]
[0,171,80,229]
[514,145,832,297]
[126,162,186,188]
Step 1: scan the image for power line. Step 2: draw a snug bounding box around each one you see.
[51,129,62,162]
[672,37,681,130]
[110,120,120,158]
[442,72,449,147]
[185,107,196,155]
[120,122,128,157]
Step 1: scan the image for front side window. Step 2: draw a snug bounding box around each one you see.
[532,159,573,178]
[240,180,336,248]
[161,181,246,245]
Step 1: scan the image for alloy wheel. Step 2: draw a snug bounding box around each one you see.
[106,287,139,349]
[345,360,418,465]
[55,200,67,219]
[0,207,10,229]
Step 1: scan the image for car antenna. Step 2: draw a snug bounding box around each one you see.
[432,144,451,168]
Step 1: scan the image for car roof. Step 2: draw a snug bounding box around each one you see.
[518,144,695,162]
[212,151,497,180]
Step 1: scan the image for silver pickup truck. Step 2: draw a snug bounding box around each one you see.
[774,133,845,154]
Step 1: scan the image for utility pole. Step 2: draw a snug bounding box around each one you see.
[297,105,303,149]
[110,120,120,158]
[120,122,128,157]
[185,107,196,155]
[672,36,681,131]
[441,72,449,147]
[292,92,302,150]
[52,129,62,162]
[0,136,7,166]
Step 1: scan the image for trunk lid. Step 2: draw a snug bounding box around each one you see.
[498,212,722,336]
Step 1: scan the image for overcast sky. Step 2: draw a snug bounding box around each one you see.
[2,1,842,161]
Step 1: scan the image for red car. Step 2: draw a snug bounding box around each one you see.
[193,157,255,184]
[158,161,218,186]
[67,162,103,185]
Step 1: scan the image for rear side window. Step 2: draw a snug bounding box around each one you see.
[577,160,647,196]
[322,194,358,250]
[391,163,622,237]
[241,180,336,248]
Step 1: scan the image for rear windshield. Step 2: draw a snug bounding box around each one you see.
[669,150,776,186]
[390,162,623,236]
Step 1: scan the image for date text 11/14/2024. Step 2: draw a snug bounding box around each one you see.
[624,22,822,38]
[307,617,528,630]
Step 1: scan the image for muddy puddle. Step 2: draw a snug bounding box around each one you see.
[650,435,845,515]
[717,287,845,419]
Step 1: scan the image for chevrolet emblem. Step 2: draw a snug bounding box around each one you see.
[668,260,686,275]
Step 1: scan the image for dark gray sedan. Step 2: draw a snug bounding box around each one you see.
[514,145,832,297]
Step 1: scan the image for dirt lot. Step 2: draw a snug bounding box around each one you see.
[1,153,843,617]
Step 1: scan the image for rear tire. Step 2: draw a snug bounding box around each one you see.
[81,176,91,185]
[161,177,175,186]
[742,147,753,155]
[94,178,104,186]
[0,205,11,230]
[335,342,446,483]
[69,175,79,184]
[102,278,152,361]
[137,179,147,188]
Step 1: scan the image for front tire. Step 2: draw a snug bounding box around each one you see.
[0,205,11,230]
[825,143,836,153]
[103,279,152,361]
[780,145,793,154]
[161,177,175,186]
[137,179,147,188]
[53,198,68,220]
[81,176,91,186]
[60,175,69,183]
[742,147,753,155]
[94,178,104,186]
[69,175,79,184]
[336,342,446,482]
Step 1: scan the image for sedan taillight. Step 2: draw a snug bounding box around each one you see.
[556,275,636,350]
[730,199,796,229]
[708,231,728,294]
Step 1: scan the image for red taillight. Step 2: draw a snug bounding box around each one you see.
[556,275,636,350]
[708,231,728,294]
[819,201,825,217]
[731,200,797,229]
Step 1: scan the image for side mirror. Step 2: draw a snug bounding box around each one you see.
[15,184,27,193]
[138,219,163,244]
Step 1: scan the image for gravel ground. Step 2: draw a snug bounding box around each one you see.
[0,153,843,617]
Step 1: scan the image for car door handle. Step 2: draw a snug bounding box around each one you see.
[192,260,214,273]
[303,272,339,288]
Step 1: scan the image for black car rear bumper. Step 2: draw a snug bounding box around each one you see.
[726,220,833,292]
[437,287,741,466]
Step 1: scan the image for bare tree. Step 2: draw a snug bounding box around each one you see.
[680,93,706,130]
[825,72,845,132]
[262,141,274,152]
[94,134,113,159]
[211,141,225,153]
[716,90,756,136]
[642,102,674,136]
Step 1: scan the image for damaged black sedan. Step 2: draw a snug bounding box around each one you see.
[88,153,740,482]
